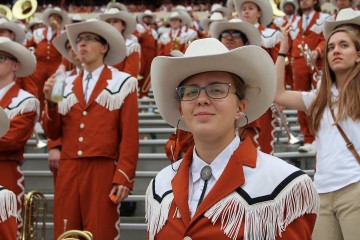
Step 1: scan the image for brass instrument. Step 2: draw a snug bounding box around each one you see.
[270,0,285,17]
[271,104,300,144]
[0,4,13,20]
[21,191,47,240]
[12,0,37,22]
[57,230,93,240]
[298,43,322,82]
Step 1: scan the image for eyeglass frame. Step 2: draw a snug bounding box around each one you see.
[220,30,243,39]
[176,82,241,101]
[0,54,17,63]
[75,35,103,44]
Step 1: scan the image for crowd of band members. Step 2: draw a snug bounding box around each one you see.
[0,0,359,239]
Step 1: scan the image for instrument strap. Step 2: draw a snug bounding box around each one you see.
[330,108,360,164]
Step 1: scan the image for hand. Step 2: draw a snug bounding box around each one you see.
[50,19,61,32]
[310,50,319,63]
[109,184,130,204]
[279,23,291,54]
[43,74,56,101]
[48,148,61,172]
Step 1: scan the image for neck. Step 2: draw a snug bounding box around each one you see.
[335,70,351,92]
[193,132,235,165]
[0,76,14,89]
[84,59,103,73]
[302,9,313,16]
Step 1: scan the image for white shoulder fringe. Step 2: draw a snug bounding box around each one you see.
[126,42,141,56]
[204,174,319,240]
[58,93,78,115]
[261,30,282,49]
[145,179,175,240]
[5,97,39,120]
[96,77,137,111]
[0,189,17,223]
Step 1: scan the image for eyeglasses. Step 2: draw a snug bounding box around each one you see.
[176,83,236,101]
[220,32,242,39]
[0,55,17,63]
[75,36,101,44]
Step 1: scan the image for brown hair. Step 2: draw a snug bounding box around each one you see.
[308,26,360,134]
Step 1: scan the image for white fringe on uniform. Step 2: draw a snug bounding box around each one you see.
[0,188,17,223]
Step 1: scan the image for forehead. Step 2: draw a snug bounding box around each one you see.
[222,29,240,33]
[182,71,234,85]
[78,32,100,38]
[329,31,352,43]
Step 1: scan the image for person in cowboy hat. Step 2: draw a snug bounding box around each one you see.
[145,38,319,239]
[99,7,141,78]
[0,37,38,237]
[172,5,198,42]
[0,184,17,240]
[25,7,70,119]
[165,19,263,162]
[158,10,192,56]
[135,10,158,98]
[331,0,360,15]
[275,16,360,240]
[0,18,25,44]
[44,31,84,185]
[200,12,227,38]
[43,19,139,239]
[233,0,283,155]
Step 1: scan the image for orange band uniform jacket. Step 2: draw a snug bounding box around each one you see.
[113,39,141,78]
[146,138,319,239]
[43,66,139,189]
[158,29,188,56]
[0,84,39,161]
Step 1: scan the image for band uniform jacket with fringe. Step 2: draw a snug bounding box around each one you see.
[0,186,17,240]
[43,66,139,190]
[146,137,319,240]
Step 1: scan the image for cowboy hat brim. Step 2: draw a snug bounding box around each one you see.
[99,10,136,36]
[0,36,36,77]
[66,19,126,66]
[234,0,274,26]
[137,11,157,23]
[209,20,262,46]
[0,107,9,138]
[0,20,25,44]
[323,15,360,38]
[151,40,276,131]
[53,31,74,64]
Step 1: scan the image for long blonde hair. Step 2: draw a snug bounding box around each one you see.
[308,26,360,134]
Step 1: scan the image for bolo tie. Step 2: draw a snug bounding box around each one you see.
[197,165,212,208]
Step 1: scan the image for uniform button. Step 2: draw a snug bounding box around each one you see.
[80,123,85,128]
[183,237,192,240]
[77,150,83,156]
[47,57,50,60]
[47,46,50,49]
[79,137,83,142]
[82,111,87,116]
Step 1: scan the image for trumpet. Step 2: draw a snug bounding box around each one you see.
[57,230,93,240]
[298,43,322,82]
[271,104,300,144]
[21,191,47,240]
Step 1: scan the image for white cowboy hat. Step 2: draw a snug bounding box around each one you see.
[0,18,25,44]
[53,31,74,64]
[0,36,36,77]
[28,17,43,30]
[66,19,126,66]
[280,0,299,12]
[201,12,227,32]
[137,10,156,23]
[233,0,274,26]
[331,0,360,8]
[70,14,84,23]
[99,7,136,36]
[211,3,230,18]
[106,2,128,12]
[169,10,191,26]
[227,0,236,15]
[0,107,9,138]
[321,2,338,15]
[151,38,276,131]
[323,8,360,38]
[42,7,70,29]
[209,18,262,46]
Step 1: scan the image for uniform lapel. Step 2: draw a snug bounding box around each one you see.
[71,71,86,109]
[171,148,193,226]
[0,84,20,109]
[85,66,112,109]
[189,137,257,226]
[304,11,319,34]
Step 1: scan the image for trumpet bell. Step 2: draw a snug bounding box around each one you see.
[58,230,93,240]
[12,0,37,20]
[269,0,285,17]
[0,4,13,20]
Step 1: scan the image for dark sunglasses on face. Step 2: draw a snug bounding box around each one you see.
[75,36,102,44]
[220,31,242,39]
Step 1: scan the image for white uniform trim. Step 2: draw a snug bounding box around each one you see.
[0,187,17,223]
[3,90,39,121]
[125,38,141,57]
[261,28,282,49]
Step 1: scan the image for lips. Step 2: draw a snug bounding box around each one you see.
[331,57,342,62]
[194,112,215,116]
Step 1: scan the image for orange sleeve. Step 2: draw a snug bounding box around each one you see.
[157,42,165,56]
[124,51,140,78]
[112,91,139,190]
[47,138,62,150]
[165,130,194,162]
[0,112,36,152]
[15,76,39,98]
[42,103,62,140]
[276,213,317,240]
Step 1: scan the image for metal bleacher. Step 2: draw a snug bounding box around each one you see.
[22,97,316,239]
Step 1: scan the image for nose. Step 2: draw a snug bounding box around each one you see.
[196,88,210,104]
